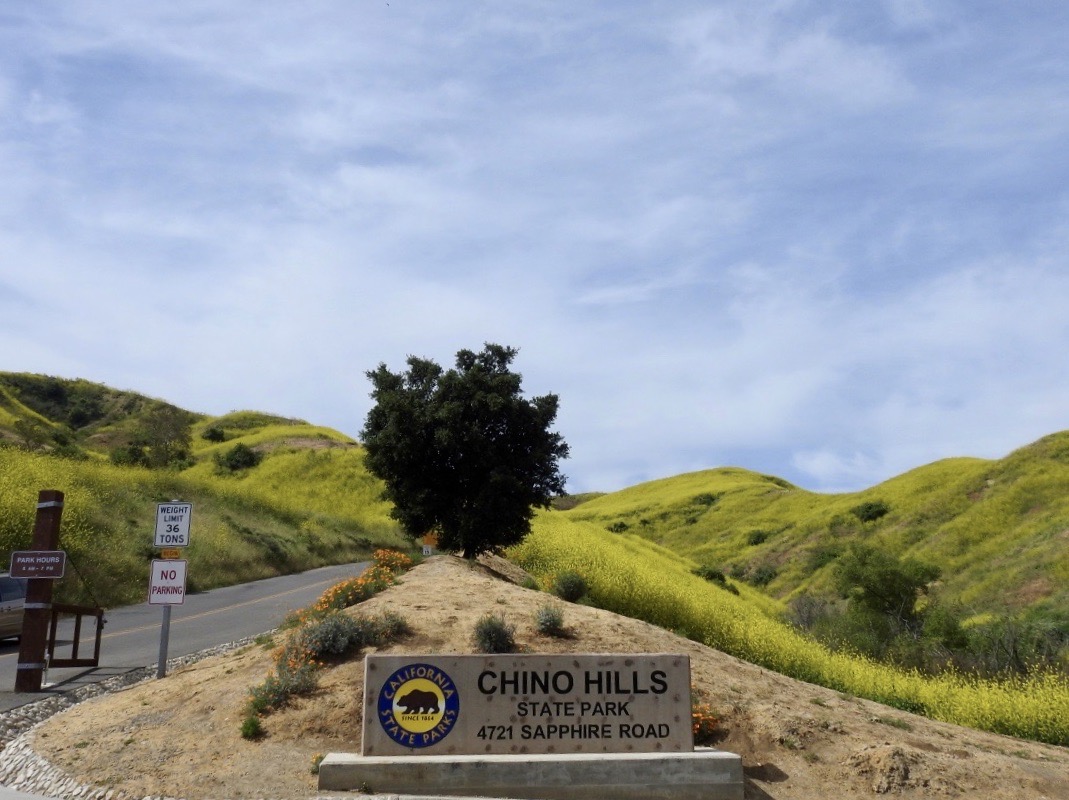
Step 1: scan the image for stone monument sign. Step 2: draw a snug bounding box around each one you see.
[363,653,692,757]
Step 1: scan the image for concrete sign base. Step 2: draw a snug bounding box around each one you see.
[318,748,744,800]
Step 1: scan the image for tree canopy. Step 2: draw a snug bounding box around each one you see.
[361,343,569,557]
[834,542,940,629]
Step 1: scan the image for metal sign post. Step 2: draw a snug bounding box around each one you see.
[157,605,172,680]
[151,501,190,679]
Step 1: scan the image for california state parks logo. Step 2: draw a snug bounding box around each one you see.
[377,663,460,748]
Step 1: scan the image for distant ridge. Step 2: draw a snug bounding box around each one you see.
[0,371,404,609]
[558,434,1069,623]
[1,371,1066,623]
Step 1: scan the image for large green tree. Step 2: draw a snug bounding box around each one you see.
[361,343,569,557]
[834,542,940,630]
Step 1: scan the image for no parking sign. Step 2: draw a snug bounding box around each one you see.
[149,559,187,605]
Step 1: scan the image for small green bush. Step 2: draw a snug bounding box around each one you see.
[299,613,367,658]
[807,544,842,571]
[747,529,771,546]
[748,564,778,587]
[552,571,588,602]
[535,603,567,637]
[246,610,410,726]
[851,500,890,523]
[215,442,263,472]
[693,565,727,584]
[202,426,226,442]
[240,715,264,740]
[473,613,517,653]
[372,610,411,641]
[607,521,630,533]
[294,610,410,663]
[247,666,316,715]
[693,566,740,595]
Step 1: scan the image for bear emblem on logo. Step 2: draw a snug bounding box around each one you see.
[397,688,440,714]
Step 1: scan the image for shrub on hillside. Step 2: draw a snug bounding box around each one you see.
[240,715,264,740]
[473,613,517,653]
[534,602,567,637]
[694,565,727,584]
[807,544,842,572]
[747,564,778,587]
[110,443,149,467]
[746,529,771,546]
[851,500,890,522]
[243,550,417,737]
[295,610,409,661]
[787,594,832,631]
[215,442,262,472]
[551,571,588,602]
[693,565,740,595]
[245,609,409,728]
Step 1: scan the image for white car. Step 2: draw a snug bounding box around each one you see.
[0,574,27,641]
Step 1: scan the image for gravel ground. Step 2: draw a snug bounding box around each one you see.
[0,638,261,800]
[0,641,489,800]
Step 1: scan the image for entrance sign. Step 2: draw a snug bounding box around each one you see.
[10,550,66,579]
[363,653,691,756]
[154,503,192,547]
[148,559,187,605]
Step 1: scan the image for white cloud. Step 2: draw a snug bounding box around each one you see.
[3,2,1069,496]
[674,6,911,106]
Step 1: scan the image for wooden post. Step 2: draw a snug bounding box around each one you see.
[14,490,64,693]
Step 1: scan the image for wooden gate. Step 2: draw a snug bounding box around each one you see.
[47,603,105,669]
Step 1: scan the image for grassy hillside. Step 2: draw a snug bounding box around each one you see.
[512,512,1069,746]
[559,439,1069,625]
[2,371,1066,663]
[4,372,1069,745]
[0,373,407,607]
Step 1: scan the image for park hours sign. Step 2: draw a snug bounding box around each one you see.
[154,502,192,548]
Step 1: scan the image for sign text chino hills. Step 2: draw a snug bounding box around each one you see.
[363,653,692,756]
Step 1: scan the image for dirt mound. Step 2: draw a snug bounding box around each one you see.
[28,555,1069,799]
[847,745,916,794]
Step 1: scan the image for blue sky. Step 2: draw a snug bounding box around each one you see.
[3,2,1069,494]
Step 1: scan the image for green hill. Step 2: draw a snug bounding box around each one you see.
[2,371,1067,743]
[0,373,407,607]
[2,370,1066,640]
[559,438,1069,628]
[514,510,1069,746]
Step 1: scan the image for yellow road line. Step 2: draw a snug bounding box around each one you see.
[100,575,340,639]
[0,573,348,660]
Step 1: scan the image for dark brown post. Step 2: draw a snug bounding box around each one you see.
[14,489,64,692]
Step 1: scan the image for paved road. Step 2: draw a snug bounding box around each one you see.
[0,561,370,712]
